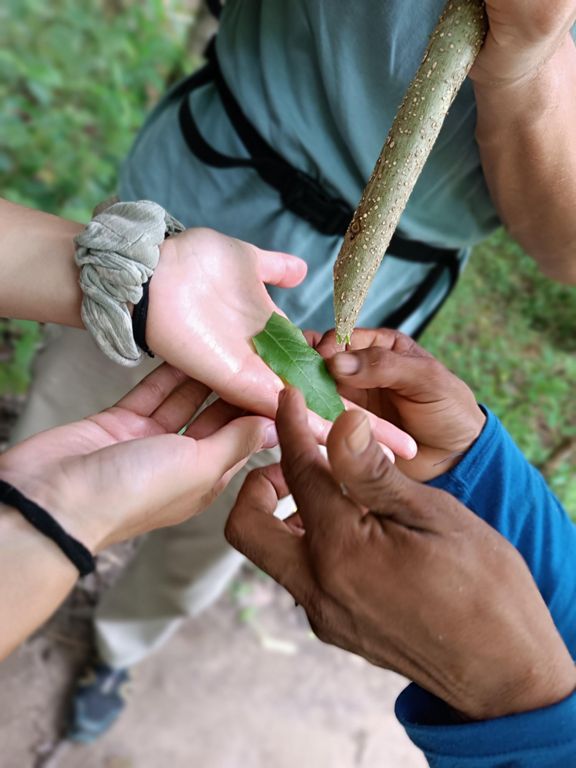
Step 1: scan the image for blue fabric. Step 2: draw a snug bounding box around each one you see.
[396,409,576,766]
[396,684,576,767]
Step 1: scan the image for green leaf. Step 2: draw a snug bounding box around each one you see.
[253,313,345,421]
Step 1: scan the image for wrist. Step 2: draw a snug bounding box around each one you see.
[0,460,105,556]
[0,201,84,328]
[0,499,80,577]
[472,34,572,124]
[470,32,572,93]
[75,199,184,367]
[142,235,179,358]
[434,405,487,479]
[461,650,576,722]
[406,404,487,483]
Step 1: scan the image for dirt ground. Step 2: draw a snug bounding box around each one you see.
[0,562,426,768]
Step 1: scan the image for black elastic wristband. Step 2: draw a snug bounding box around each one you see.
[132,277,155,358]
[0,479,96,577]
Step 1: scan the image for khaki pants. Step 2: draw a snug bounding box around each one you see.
[12,324,290,668]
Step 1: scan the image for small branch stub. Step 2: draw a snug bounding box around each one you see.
[333,0,488,344]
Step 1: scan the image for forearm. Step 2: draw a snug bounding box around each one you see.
[474,34,576,283]
[0,199,84,326]
[430,408,576,656]
[0,501,77,660]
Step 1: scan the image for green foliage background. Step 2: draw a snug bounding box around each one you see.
[1,0,575,512]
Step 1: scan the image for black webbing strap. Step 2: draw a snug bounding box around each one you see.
[176,38,464,335]
[205,41,353,236]
[179,42,353,236]
[0,479,96,576]
[383,254,461,336]
[132,277,154,358]
[206,0,223,19]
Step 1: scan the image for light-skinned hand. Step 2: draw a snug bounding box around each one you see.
[0,364,278,553]
[147,230,416,458]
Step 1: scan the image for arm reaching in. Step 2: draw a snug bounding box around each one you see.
[226,388,576,720]
[227,387,576,767]
[0,200,413,451]
[470,2,576,282]
[0,199,84,327]
[0,197,305,417]
[0,364,276,660]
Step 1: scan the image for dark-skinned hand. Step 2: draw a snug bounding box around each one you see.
[308,327,486,481]
[226,387,576,721]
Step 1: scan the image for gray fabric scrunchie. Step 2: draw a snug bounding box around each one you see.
[74,199,184,366]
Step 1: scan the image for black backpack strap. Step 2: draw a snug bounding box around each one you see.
[206,0,223,19]
[382,249,462,337]
[178,64,256,170]
[197,39,354,236]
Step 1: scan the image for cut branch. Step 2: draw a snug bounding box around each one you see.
[333,0,488,343]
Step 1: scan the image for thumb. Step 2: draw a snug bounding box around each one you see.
[195,415,277,485]
[327,345,440,399]
[327,410,437,531]
[256,247,308,288]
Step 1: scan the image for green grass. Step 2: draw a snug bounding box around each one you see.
[0,0,197,221]
[0,320,41,395]
[0,0,197,386]
[1,1,574,513]
[422,231,576,512]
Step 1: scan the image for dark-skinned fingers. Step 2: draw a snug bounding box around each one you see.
[315,328,385,358]
[226,464,288,530]
[116,364,195,417]
[327,411,404,513]
[316,327,430,360]
[283,511,305,534]
[276,388,358,529]
[225,465,315,603]
[327,410,443,532]
[341,399,415,461]
[328,346,450,399]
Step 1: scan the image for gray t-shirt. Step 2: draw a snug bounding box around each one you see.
[126,1,560,331]
[218,0,500,249]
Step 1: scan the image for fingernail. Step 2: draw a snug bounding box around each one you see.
[333,353,360,376]
[264,424,279,448]
[379,443,395,464]
[345,416,372,455]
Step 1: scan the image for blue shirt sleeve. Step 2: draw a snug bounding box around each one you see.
[396,407,576,767]
[396,684,576,767]
[429,407,576,653]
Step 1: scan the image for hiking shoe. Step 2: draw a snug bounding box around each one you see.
[67,662,131,743]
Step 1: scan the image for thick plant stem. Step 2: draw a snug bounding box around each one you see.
[333,0,488,344]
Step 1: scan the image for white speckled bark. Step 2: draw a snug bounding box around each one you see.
[334,0,487,343]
